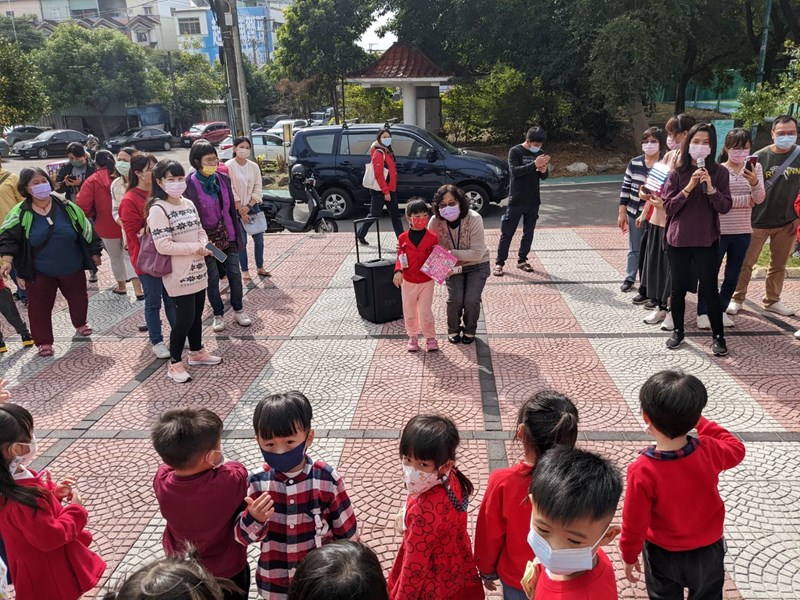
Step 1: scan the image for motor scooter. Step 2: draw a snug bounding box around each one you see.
[260,165,338,233]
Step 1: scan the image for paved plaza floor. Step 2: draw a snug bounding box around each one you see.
[2,226,799,599]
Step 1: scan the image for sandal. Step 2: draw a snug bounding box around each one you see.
[38,345,54,357]
[516,261,535,273]
[112,288,127,295]
[492,265,504,277]
[136,294,145,301]
[75,325,93,337]
[461,334,475,345]
[257,268,272,277]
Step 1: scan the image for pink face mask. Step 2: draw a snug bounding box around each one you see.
[727,149,749,164]
[641,142,660,156]
[688,144,711,162]
[666,136,680,151]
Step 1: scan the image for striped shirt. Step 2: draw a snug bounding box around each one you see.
[620,155,654,215]
[235,456,358,599]
[720,162,765,234]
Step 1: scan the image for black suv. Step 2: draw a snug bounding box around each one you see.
[106,127,174,152]
[288,123,509,218]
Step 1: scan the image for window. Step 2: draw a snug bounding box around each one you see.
[265,135,282,147]
[304,133,335,155]
[143,6,153,15]
[178,17,201,35]
[340,132,375,156]
[136,31,149,42]
[390,134,430,159]
[5,11,13,17]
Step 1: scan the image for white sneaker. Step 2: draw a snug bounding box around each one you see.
[795,329,800,339]
[697,315,711,330]
[722,313,735,328]
[166,362,192,383]
[644,309,667,325]
[661,312,674,331]
[187,349,222,366]
[234,310,252,327]
[726,301,742,315]
[152,342,170,359]
[764,302,795,316]
[212,316,225,332]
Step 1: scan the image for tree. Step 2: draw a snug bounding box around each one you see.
[0,41,49,130]
[275,0,376,122]
[736,41,800,126]
[0,16,45,54]
[36,24,152,139]
[243,60,279,120]
[344,84,401,123]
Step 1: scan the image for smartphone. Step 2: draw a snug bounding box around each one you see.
[746,155,758,171]
[205,242,227,263]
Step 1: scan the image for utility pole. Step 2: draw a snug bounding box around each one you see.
[167,51,181,135]
[752,0,773,141]
[263,13,270,63]
[209,0,250,137]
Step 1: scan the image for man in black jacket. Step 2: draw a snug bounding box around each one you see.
[493,126,550,276]
[56,142,98,281]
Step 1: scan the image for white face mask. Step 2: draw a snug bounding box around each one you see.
[206,446,225,469]
[163,181,187,198]
[8,436,37,474]
[641,141,660,156]
[527,523,610,576]
[402,464,441,496]
[236,147,251,159]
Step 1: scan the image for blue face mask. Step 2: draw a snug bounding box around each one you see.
[261,439,307,473]
[775,134,797,150]
[382,137,392,147]
[529,145,542,153]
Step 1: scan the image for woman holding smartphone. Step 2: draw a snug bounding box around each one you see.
[147,159,221,383]
[696,128,764,329]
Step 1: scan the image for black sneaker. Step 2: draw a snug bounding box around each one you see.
[644,299,658,309]
[21,333,34,347]
[665,330,685,350]
[631,293,647,305]
[88,271,98,283]
[620,280,634,292]
[448,333,461,344]
[712,335,728,356]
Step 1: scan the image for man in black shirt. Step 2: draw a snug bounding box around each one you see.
[493,126,550,276]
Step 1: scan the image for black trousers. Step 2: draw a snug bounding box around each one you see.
[666,243,724,337]
[0,287,29,341]
[495,201,539,266]
[643,538,725,600]
[223,563,251,600]
[358,190,404,239]
[170,290,205,362]
[638,222,649,296]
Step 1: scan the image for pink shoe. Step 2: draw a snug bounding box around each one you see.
[426,338,439,352]
[75,325,93,337]
[407,337,419,352]
[187,349,223,366]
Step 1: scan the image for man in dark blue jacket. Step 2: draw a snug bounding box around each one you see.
[493,126,550,276]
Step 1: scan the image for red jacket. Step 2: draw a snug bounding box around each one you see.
[118,187,149,275]
[372,146,397,194]
[388,476,485,600]
[474,461,534,588]
[395,229,439,283]
[794,192,800,241]
[619,417,746,565]
[533,549,617,600]
[76,169,122,239]
[0,470,106,600]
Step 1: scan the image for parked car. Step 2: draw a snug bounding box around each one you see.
[261,114,290,129]
[5,126,51,148]
[106,127,174,152]
[288,123,510,218]
[0,139,9,158]
[218,132,290,162]
[15,129,88,159]
[180,122,230,147]
[309,108,334,125]
[267,119,308,139]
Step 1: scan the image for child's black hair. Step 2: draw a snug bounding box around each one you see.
[151,408,223,470]
[526,126,547,143]
[253,391,313,440]
[0,403,45,509]
[640,370,707,439]
[399,414,474,497]
[288,540,388,600]
[517,391,579,467]
[528,446,622,524]
[405,197,430,217]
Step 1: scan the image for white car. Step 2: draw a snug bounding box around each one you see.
[218,133,291,163]
[266,119,308,139]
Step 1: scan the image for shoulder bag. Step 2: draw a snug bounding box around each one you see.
[137,203,172,277]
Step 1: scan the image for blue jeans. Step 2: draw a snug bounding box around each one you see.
[238,232,265,271]
[206,251,244,315]
[501,580,528,600]
[139,274,176,345]
[626,212,644,283]
[698,233,751,315]
[10,265,26,301]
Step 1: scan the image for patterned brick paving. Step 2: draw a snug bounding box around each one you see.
[2,227,799,598]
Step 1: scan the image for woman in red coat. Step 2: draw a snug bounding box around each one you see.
[0,403,105,600]
[357,128,404,243]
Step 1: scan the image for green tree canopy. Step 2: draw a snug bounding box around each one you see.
[0,41,49,130]
[243,60,279,120]
[0,16,45,54]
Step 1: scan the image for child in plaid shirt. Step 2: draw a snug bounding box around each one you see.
[235,391,358,599]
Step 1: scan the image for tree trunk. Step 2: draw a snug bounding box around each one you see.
[331,84,340,124]
[627,96,649,154]
[96,112,111,142]
[674,38,697,114]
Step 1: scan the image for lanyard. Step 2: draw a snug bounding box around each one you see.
[447,223,462,250]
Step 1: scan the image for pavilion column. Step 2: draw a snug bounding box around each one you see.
[401,84,417,126]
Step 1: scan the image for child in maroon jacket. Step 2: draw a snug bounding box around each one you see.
[393,198,440,352]
[620,370,746,599]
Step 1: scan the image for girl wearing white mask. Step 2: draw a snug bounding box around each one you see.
[226,137,270,279]
[109,146,144,299]
[389,415,485,600]
[147,159,220,383]
[662,123,733,356]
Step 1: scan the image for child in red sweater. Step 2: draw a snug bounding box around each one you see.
[389,415,485,600]
[393,198,440,352]
[0,403,106,600]
[0,276,33,353]
[620,370,746,599]
[475,391,579,599]
[151,408,250,600]
[521,446,622,600]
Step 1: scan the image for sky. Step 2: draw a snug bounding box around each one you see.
[357,10,397,52]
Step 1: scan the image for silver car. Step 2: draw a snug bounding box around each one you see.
[0,138,9,158]
[218,133,291,163]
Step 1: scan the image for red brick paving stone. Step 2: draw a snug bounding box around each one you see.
[491,338,605,379]
[351,378,421,429]
[575,229,630,251]
[367,353,428,380]
[233,287,324,335]
[724,375,800,432]
[419,376,484,430]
